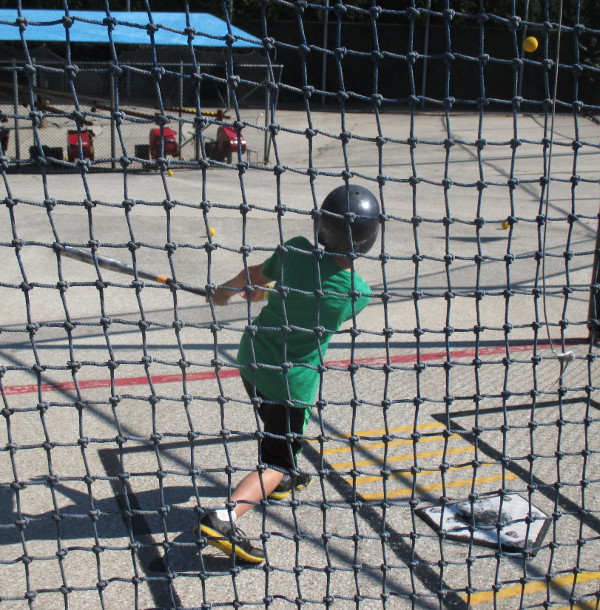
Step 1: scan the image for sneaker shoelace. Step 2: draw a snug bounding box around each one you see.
[230,525,251,543]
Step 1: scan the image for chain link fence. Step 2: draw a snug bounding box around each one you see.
[0,43,281,171]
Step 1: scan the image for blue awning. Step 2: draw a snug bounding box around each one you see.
[0,9,260,47]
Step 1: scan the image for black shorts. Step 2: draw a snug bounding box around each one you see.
[242,378,308,471]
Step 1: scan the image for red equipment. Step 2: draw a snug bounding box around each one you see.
[216,125,246,163]
[149,127,178,159]
[68,129,95,162]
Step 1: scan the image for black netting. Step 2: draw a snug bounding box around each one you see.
[1,1,599,609]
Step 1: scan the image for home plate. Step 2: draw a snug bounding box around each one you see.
[417,494,551,555]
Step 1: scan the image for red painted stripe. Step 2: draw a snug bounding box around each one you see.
[1,341,583,396]
[2,369,240,396]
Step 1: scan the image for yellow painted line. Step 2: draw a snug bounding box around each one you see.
[360,471,520,501]
[346,447,476,484]
[307,421,445,443]
[461,571,600,605]
[324,435,458,470]
[332,444,473,470]
[321,433,454,457]
[352,460,479,486]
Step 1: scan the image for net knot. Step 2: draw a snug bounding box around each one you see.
[509,15,522,30]
[444,52,456,64]
[29,110,44,127]
[408,95,420,107]
[152,66,165,81]
[102,16,117,30]
[443,8,455,20]
[262,37,275,50]
[302,85,314,98]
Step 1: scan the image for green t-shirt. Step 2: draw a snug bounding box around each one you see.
[237,236,371,406]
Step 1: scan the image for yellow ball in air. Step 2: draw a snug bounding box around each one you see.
[523,36,538,53]
[208,227,216,237]
[167,170,174,177]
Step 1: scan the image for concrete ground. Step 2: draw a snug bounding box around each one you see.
[0,108,599,609]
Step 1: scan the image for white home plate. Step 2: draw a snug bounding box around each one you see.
[417,494,551,554]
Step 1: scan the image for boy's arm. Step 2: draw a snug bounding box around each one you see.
[208,263,271,306]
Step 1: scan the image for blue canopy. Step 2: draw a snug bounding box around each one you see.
[0,9,260,47]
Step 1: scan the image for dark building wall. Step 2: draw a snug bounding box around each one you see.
[236,20,597,111]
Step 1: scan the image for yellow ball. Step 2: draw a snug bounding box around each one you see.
[208,227,216,237]
[523,36,538,53]
[167,170,174,176]
[501,221,510,230]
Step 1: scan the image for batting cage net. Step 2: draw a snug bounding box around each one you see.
[1,1,600,609]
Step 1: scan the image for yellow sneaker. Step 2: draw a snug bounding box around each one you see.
[195,511,265,563]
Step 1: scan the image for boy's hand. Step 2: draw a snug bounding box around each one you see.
[241,284,273,302]
[207,264,270,306]
[206,289,231,306]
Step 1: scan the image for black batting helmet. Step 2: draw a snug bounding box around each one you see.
[317,185,380,255]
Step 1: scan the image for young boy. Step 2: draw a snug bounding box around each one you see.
[199,184,380,563]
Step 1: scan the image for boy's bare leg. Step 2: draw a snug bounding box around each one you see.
[230,468,285,518]
[197,469,282,564]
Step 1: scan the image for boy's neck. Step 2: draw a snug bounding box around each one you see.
[333,256,352,271]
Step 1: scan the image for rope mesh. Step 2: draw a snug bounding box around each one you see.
[1,1,600,609]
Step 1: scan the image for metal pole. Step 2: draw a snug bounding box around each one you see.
[194,58,200,163]
[589,210,600,342]
[420,0,432,109]
[178,61,183,160]
[12,59,20,167]
[517,0,530,99]
[264,68,271,164]
[110,72,116,170]
[321,0,329,107]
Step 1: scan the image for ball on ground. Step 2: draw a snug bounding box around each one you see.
[501,221,510,230]
[523,36,538,53]
[167,169,174,177]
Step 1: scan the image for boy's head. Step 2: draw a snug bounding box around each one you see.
[317,184,380,255]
